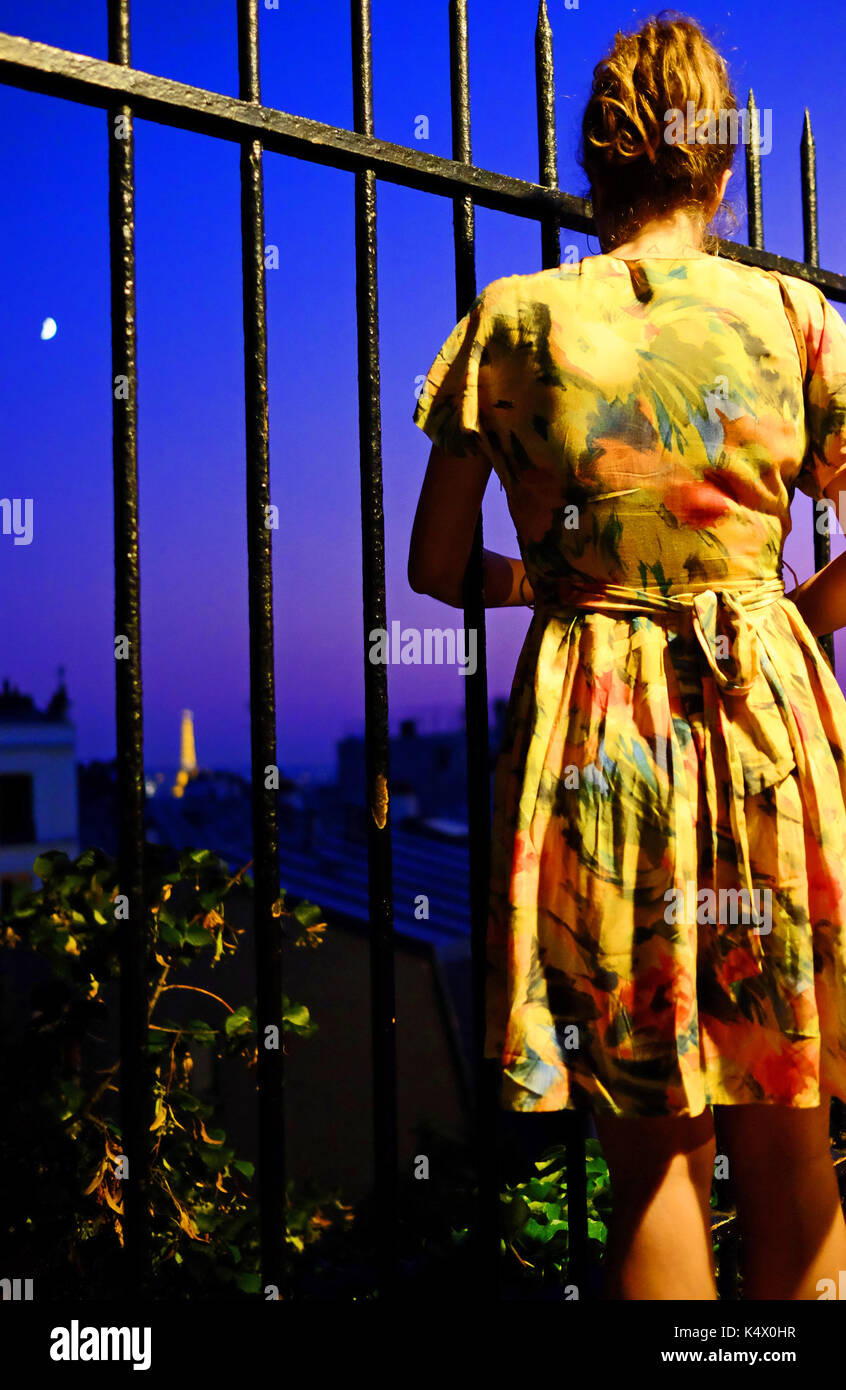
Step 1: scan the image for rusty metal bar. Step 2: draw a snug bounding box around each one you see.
[447,0,500,1297]
[350,0,399,1296]
[801,109,820,270]
[533,0,589,1297]
[800,109,835,671]
[2,31,845,301]
[745,89,763,252]
[237,0,286,1294]
[802,109,845,1141]
[107,0,150,1297]
[535,0,560,271]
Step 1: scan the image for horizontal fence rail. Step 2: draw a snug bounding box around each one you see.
[2,0,846,1302]
[3,28,846,303]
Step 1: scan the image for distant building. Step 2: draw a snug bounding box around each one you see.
[0,674,79,902]
[172,708,199,797]
[335,697,509,837]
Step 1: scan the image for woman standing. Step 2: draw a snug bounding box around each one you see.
[408,11,846,1299]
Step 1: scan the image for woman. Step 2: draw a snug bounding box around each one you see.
[408,11,846,1300]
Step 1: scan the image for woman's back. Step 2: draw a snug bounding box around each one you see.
[414,254,846,595]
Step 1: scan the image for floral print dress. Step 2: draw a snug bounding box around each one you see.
[412,253,846,1117]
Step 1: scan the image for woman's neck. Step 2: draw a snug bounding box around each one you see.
[600,212,708,259]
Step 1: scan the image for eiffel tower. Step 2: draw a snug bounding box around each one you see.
[172,709,198,798]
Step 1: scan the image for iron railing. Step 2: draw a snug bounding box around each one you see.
[2,0,846,1301]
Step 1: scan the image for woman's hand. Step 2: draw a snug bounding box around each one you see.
[785,550,846,636]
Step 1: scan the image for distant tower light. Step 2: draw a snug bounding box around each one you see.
[172,708,199,796]
[180,709,198,773]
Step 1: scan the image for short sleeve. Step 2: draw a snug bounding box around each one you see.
[792,283,846,504]
[412,291,490,458]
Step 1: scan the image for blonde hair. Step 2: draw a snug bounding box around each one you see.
[580,10,739,253]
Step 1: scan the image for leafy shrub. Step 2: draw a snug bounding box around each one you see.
[0,843,349,1297]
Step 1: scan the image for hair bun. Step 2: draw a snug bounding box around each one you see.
[580,11,738,246]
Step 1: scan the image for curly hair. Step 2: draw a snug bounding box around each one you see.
[579,10,740,253]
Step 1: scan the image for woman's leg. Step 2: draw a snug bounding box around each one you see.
[715,1093,846,1300]
[593,1107,718,1299]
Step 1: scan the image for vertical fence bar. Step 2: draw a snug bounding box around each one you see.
[802,109,843,1143]
[801,110,820,270]
[350,0,399,1295]
[801,110,835,670]
[745,90,763,253]
[534,0,589,1296]
[237,0,286,1295]
[535,2,560,271]
[716,1224,740,1300]
[731,84,768,1300]
[449,0,500,1297]
[107,0,150,1298]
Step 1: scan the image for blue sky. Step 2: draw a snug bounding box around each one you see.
[0,0,844,776]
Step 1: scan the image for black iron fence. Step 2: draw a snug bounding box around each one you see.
[2,0,846,1301]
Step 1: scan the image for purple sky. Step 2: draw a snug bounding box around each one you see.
[1,0,845,778]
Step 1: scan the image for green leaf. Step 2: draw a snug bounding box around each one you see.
[522,1216,555,1243]
[33,850,70,879]
[199,1144,235,1170]
[293,900,325,929]
[233,1159,255,1179]
[168,1088,202,1112]
[525,1177,555,1201]
[185,923,211,946]
[157,919,183,945]
[225,1006,254,1038]
[234,1272,262,1294]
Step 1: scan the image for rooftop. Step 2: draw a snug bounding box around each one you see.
[0,677,72,724]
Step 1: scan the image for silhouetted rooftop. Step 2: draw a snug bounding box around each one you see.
[0,677,71,724]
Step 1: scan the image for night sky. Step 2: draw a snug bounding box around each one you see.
[1,0,844,778]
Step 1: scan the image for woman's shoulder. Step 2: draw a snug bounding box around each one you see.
[475,256,835,333]
[474,264,583,327]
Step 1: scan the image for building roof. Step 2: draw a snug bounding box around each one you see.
[0,678,71,724]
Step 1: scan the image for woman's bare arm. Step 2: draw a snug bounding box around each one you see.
[786,547,846,636]
[408,442,533,607]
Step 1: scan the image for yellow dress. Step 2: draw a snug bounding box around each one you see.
[413,253,846,1116]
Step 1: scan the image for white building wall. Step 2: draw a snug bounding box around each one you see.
[0,722,79,882]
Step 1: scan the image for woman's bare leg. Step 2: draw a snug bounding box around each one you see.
[716,1093,846,1300]
[593,1107,718,1299]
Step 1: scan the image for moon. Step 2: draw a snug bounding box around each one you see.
[41,317,57,340]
